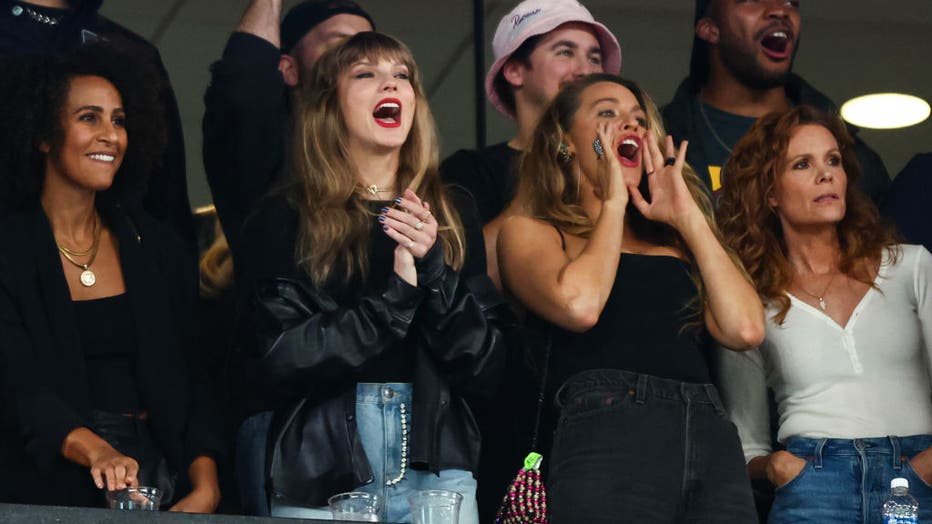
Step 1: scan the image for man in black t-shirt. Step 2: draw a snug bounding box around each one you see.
[662,0,890,205]
[440,0,621,226]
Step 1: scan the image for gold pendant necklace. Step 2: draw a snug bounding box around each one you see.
[796,270,837,311]
[56,215,101,287]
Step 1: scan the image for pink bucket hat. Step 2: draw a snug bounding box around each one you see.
[486,0,622,119]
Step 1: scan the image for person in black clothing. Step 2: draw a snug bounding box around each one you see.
[203,0,373,254]
[662,0,889,206]
[0,0,195,250]
[884,153,932,253]
[497,74,764,523]
[233,32,507,523]
[0,43,222,512]
[202,0,374,515]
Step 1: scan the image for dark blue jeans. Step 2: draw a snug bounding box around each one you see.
[770,435,932,524]
[549,369,756,523]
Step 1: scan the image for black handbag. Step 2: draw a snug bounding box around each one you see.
[494,336,550,524]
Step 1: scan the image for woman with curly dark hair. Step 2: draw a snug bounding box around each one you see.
[0,42,224,511]
[716,105,932,523]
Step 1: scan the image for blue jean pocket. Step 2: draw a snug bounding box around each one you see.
[903,461,932,492]
[773,460,813,493]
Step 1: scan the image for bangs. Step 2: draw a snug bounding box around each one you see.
[337,32,416,81]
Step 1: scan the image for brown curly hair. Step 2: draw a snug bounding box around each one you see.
[717,105,896,324]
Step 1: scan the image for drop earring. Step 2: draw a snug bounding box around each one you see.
[557,142,573,164]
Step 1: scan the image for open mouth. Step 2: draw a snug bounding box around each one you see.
[615,135,642,167]
[373,98,402,128]
[760,30,792,59]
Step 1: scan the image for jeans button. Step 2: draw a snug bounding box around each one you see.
[383,388,394,399]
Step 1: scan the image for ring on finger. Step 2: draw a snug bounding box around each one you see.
[415,221,424,231]
[663,157,676,166]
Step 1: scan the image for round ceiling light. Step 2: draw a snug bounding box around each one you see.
[841,93,930,129]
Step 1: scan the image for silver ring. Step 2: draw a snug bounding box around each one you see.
[415,221,424,231]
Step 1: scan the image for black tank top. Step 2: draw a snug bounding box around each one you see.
[75,293,142,413]
[546,252,713,389]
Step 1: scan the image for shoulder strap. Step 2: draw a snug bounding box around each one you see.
[529,328,551,451]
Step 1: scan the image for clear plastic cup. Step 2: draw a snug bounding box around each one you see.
[407,489,463,524]
[328,491,381,522]
[105,486,162,510]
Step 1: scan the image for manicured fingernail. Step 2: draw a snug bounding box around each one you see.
[382,225,389,231]
[394,197,402,204]
[380,207,389,213]
[378,216,386,222]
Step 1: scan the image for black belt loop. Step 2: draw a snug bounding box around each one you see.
[814,439,826,470]
[635,375,647,405]
[891,435,903,471]
[704,384,726,416]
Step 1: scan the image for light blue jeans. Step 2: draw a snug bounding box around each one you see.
[770,435,932,524]
[271,383,479,524]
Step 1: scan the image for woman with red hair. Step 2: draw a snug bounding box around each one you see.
[717,105,932,523]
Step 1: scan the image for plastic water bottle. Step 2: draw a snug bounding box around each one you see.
[883,477,919,524]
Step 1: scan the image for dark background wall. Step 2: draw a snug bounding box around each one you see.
[99,1,932,208]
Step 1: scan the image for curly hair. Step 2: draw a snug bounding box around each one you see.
[717,105,897,324]
[515,73,740,315]
[0,37,166,210]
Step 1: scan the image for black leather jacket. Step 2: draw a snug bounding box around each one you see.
[242,220,510,507]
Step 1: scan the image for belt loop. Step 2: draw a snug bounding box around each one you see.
[813,439,826,470]
[704,384,726,416]
[890,435,902,471]
[635,375,647,405]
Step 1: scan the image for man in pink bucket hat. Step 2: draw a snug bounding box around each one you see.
[442,0,620,288]
[441,3,620,518]
[443,0,620,229]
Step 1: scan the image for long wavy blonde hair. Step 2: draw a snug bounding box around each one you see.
[515,74,742,312]
[289,32,465,287]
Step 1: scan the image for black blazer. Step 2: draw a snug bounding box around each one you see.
[0,204,222,506]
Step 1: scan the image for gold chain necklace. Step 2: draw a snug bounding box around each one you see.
[56,215,101,287]
[364,184,395,196]
[796,270,838,311]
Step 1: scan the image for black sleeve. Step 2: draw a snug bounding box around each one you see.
[411,188,511,396]
[246,275,426,407]
[202,32,290,255]
[0,278,87,473]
